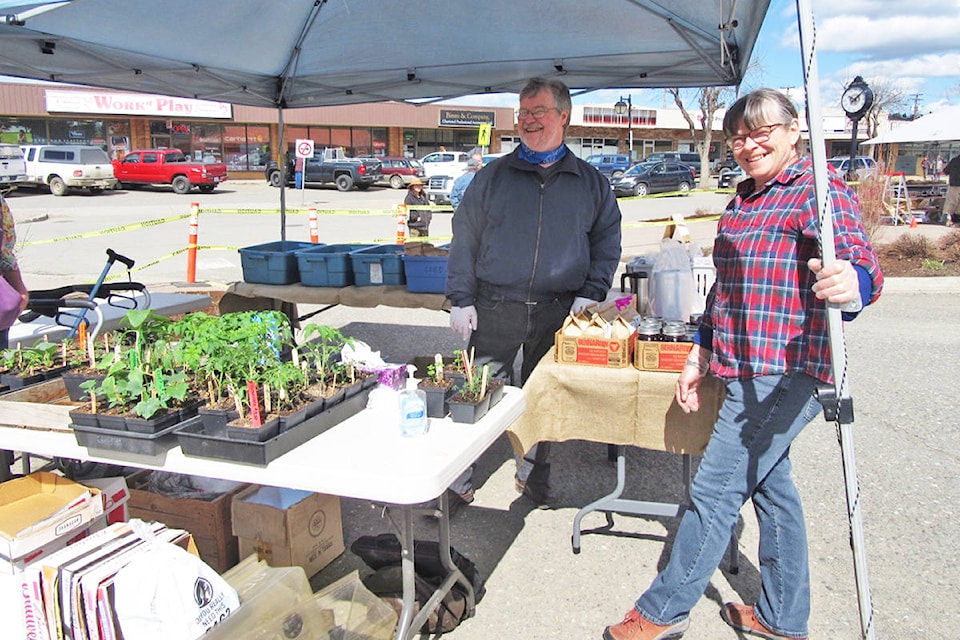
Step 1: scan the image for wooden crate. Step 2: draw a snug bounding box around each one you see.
[0,378,77,430]
[125,470,249,573]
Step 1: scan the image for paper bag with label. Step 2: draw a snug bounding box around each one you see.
[113,523,239,640]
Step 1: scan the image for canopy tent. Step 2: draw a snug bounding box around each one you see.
[0,2,881,638]
[0,0,768,108]
[864,106,960,145]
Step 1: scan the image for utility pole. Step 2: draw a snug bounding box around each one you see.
[911,94,922,119]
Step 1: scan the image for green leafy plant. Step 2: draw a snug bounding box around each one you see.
[0,340,62,376]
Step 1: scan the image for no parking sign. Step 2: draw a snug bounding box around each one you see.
[295,138,314,158]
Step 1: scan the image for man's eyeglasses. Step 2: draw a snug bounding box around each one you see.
[728,123,783,150]
[517,106,560,120]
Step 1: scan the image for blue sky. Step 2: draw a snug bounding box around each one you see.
[447,1,960,116]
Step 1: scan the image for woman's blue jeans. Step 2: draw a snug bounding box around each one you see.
[636,372,822,638]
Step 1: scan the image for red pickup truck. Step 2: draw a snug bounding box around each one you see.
[113,149,228,194]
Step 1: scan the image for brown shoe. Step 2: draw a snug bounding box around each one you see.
[719,603,807,639]
[603,608,689,640]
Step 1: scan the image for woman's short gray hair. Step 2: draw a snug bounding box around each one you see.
[723,88,799,137]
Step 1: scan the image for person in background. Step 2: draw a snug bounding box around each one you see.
[445,76,621,505]
[450,152,483,211]
[942,153,960,226]
[1,192,30,482]
[404,178,431,237]
[602,88,883,640]
[1,193,28,350]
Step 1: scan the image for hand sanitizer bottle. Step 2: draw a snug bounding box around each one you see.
[399,365,428,437]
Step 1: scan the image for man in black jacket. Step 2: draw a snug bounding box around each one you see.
[445,77,622,504]
[944,154,960,226]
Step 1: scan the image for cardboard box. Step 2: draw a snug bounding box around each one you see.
[232,486,344,579]
[634,340,694,372]
[0,472,103,562]
[554,330,634,368]
[83,477,130,525]
[126,471,248,573]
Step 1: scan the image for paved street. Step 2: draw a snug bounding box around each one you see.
[6,181,959,638]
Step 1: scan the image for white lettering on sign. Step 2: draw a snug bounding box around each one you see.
[45,89,232,118]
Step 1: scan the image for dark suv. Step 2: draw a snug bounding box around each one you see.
[609,161,694,197]
[585,153,631,178]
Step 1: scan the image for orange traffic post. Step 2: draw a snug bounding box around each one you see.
[396,204,407,245]
[186,202,199,283]
[309,207,319,243]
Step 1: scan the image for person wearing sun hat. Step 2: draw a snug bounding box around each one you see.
[404,177,431,237]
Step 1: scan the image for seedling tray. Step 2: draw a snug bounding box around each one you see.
[176,388,370,466]
[72,415,186,459]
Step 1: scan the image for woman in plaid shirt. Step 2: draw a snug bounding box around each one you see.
[604,89,883,640]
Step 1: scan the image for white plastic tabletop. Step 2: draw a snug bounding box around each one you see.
[0,387,525,505]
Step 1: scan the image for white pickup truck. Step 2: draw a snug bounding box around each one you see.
[20,144,117,195]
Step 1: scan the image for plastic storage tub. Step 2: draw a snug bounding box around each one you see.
[349,244,405,286]
[239,240,315,285]
[296,243,371,287]
[402,250,449,293]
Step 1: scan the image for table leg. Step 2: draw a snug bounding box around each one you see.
[572,447,739,573]
[393,492,476,640]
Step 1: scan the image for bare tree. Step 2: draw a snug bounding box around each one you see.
[667,87,731,189]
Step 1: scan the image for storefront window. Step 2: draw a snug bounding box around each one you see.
[351,128,372,157]
[190,123,223,162]
[330,127,351,150]
[0,118,47,144]
[46,119,109,149]
[106,120,130,160]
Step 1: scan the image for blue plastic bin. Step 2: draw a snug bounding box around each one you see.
[239,241,315,285]
[402,250,449,293]
[296,244,372,287]
[349,244,406,286]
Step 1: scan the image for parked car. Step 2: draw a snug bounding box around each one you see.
[718,165,746,189]
[827,156,879,181]
[19,144,117,195]
[376,156,425,189]
[419,151,468,178]
[609,161,694,197]
[0,143,26,186]
[585,153,631,178]
[644,151,701,165]
[481,152,508,165]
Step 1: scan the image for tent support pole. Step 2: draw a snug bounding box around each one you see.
[278,106,287,241]
[795,2,875,639]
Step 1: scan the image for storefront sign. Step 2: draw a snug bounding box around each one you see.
[439,109,496,128]
[45,89,232,119]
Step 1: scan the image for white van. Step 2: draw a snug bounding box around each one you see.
[0,144,27,187]
[20,144,117,196]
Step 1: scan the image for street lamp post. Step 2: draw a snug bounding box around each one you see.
[614,95,633,161]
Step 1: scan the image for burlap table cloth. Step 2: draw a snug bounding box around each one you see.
[507,347,726,458]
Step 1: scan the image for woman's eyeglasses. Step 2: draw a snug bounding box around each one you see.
[728,123,783,150]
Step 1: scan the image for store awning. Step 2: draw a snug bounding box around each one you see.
[0,0,769,108]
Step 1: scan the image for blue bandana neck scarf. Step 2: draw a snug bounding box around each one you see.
[517,142,567,165]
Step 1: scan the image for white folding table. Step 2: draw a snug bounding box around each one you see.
[0,386,525,640]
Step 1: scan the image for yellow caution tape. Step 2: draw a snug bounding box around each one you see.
[21,213,191,246]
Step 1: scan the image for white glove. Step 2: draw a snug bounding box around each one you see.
[450,305,478,340]
[570,296,595,315]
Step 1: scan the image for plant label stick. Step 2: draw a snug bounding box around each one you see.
[77,321,87,350]
[247,381,262,427]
